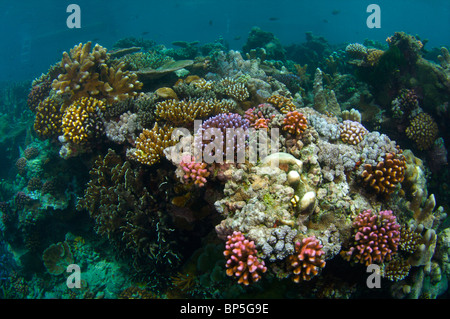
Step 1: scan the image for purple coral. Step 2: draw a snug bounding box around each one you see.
[341,209,400,266]
[194,113,249,163]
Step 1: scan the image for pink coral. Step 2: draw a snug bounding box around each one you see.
[224,231,267,285]
[179,155,210,187]
[341,209,400,266]
[287,236,326,282]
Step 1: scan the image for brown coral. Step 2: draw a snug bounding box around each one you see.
[216,77,250,101]
[267,94,296,114]
[361,152,406,196]
[33,96,65,139]
[52,42,142,104]
[339,120,368,145]
[405,112,438,151]
[61,97,106,145]
[127,122,175,166]
[42,241,74,275]
[155,98,231,126]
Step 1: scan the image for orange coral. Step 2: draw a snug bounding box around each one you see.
[339,120,368,145]
[282,111,308,137]
[361,152,406,196]
[287,236,326,282]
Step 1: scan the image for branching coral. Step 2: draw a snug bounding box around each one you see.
[341,209,400,266]
[339,120,368,145]
[61,97,106,145]
[179,155,210,187]
[127,122,175,166]
[345,43,368,59]
[215,77,250,101]
[33,96,64,139]
[282,111,308,137]
[382,256,411,281]
[224,231,267,285]
[360,152,406,196]
[244,103,278,128]
[77,149,180,268]
[42,241,74,275]
[27,80,52,112]
[405,112,438,151]
[52,42,142,104]
[155,98,233,126]
[267,94,296,114]
[286,236,326,282]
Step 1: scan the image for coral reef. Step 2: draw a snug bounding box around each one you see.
[42,241,74,275]
[405,112,439,151]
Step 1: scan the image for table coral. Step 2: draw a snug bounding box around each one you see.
[341,209,401,266]
[287,236,326,282]
[224,231,267,285]
[42,241,74,275]
[127,122,175,166]
[282,111,308,137]
[360,152,406,196]
[405,112,439,151]
[339,120,368,145]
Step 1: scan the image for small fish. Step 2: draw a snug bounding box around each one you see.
[209,20,213,26]
[323,19,328,23]
[269,17,279,21]
[233,36,241,41]
[332,9,340,15]
[142,31,149,35]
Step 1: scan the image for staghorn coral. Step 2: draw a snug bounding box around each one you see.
[42,241,74,275]
[52,42,142,104]
[61,97,106,145]
[33,96,64,139]
[360,152,406,196]
[405,112,439,151]
[341,209,400,266]
[286,236,326,282]
[223,231,267,285]
[282,111,308,137]
[267,94,296,114]
[127,122,175,166]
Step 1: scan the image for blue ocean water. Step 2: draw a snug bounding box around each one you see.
[0,0,449,303]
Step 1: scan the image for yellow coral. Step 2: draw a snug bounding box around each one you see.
[363,49,385,67]
[405,112,438,151]
[62,97,106,145]
[155,98,234,126]
[34,96,65,139]
[128,122,175,166]
[267,94,296,114]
